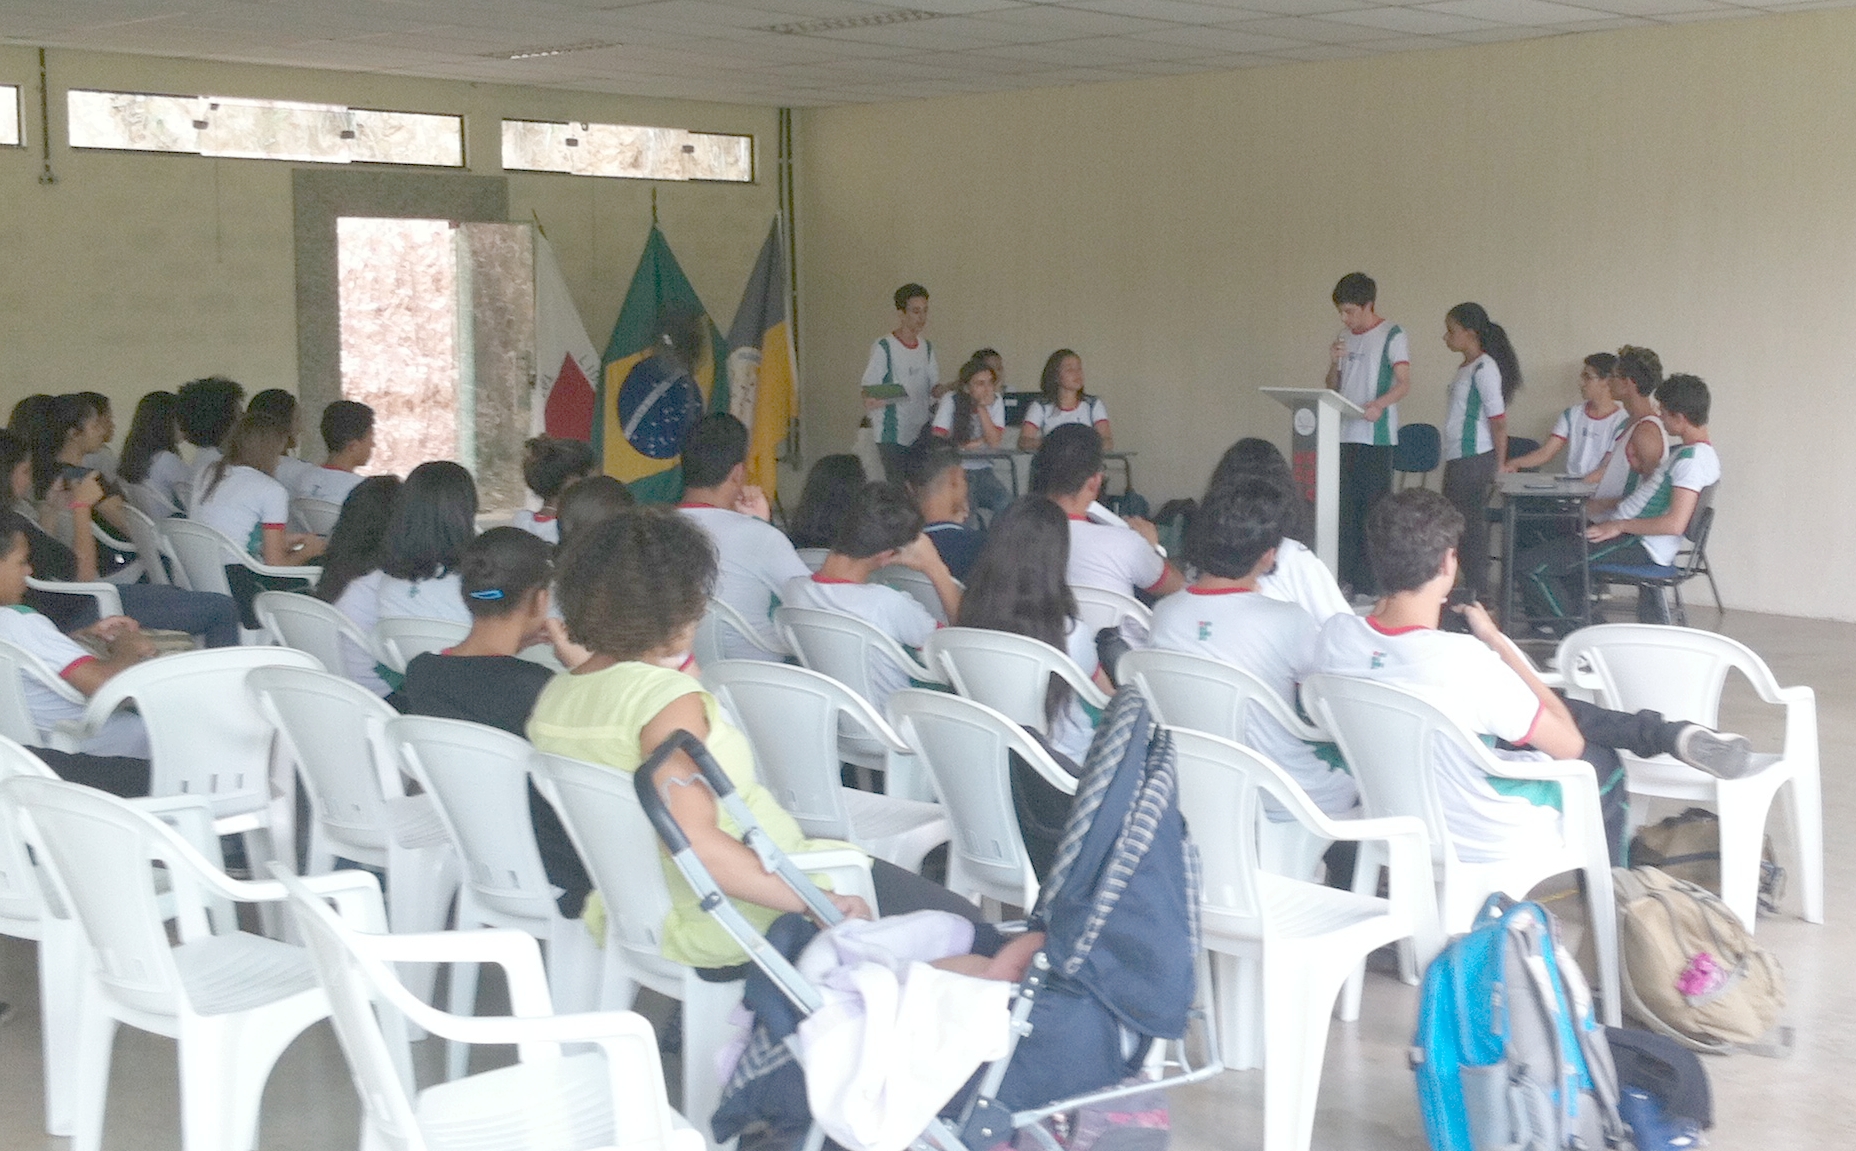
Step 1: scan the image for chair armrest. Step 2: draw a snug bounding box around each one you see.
[789,847,877,911]
[831,691,914,756]
[1317,814,1429,846]
[1480,755,1595,784]
[245,560,322,587]
[26,578,124,618]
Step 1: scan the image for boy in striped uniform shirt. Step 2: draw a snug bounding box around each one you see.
[1325,272,1411,595]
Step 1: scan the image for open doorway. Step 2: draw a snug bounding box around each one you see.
[335,217,534,512]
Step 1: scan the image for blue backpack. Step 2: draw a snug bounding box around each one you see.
[1412,897,1627,1151]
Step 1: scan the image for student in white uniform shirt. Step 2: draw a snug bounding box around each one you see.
[782,482,959,717]
[118,390,192,517]
[1438,302,1519,601]
[1017,349,1113,452]
[375,460,477,627]
[1584,346,1669,512]
[175,376,245,510]
[512,436,595,544]
[248,389,319,500]
[294,400,376,508]
[1201,438,1351,624]
[931,354,1012,521]
[1504,353,1628,478]
[1325,272,1412,595]
[860,282,940,482]
[1030,424,1183,601]
[1152,479,1358,816]
[1316,488,1753,865]
[676,413,811,660]
[191,413,326,566]
[311,475,402,696]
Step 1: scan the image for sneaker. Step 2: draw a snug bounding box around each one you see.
[1673,725,1757,779]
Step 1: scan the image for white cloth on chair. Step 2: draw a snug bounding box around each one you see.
[795,911,1013,1151]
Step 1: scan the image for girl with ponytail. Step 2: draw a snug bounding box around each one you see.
[1440,302,1521,599]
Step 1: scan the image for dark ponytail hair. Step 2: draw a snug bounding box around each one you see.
[1446,302,1522,404]
[458,526,554,619]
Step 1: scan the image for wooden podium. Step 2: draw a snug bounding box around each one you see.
[1259,388,1366,575]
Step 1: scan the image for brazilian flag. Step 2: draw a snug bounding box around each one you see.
[597,225,730,503]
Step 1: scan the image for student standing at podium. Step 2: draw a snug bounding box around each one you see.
[1324,272,1411,594]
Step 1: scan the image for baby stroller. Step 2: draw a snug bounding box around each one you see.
[634,686,1223,1151]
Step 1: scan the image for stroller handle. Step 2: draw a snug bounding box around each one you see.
[634,728,739,853]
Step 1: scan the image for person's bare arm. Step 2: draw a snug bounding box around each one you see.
[1504,435,1564,473]
[975,405,1004,449]
[1628,419,1666,476]
[1489,414,1508,471]
[1096,419,1114,451]
[898,534,961,620]
[1017,422,1042,452]
[642,694,870,921]
[1126,517,1186,596]
[1458,602,1583,760]
[1360,362,1412,425]
[63,475,106,582]
[1587,486,1699,544]
[262,527,326,566]
[1325,336,1344,389]
[62,618,157,696]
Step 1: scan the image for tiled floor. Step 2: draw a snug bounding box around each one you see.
[2,607,1850,1150]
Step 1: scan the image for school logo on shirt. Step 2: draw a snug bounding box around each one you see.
[1196,621,1212,641]
[1370,650,1386,669]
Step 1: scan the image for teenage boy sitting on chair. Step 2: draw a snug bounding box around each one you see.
[1314,488,1750,866]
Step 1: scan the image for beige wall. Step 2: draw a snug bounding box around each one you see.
[0,47,778,432]
[796,11,1856,621]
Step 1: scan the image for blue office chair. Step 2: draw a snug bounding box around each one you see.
[1392,423,1440,489]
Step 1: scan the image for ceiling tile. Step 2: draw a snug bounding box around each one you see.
[1565,0,1731,14]
[970,5,1184,36]
[1227,15,1404,40]
[1417,0,1617,24]
[1058,0,1280,20]
[1324,7,1500,33]
[1135,24,1315,48]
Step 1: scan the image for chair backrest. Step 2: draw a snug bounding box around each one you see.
[776,605,934,707]
[871,565,950,624]
[293,497,343,537]
[86,646,321,819]
[1168,728,1270,927]
[119,504,177,587]
[0,639,80,745]
[887,689,1063,907]
[0,738,59,933]
[374,617,470,675]
[160,518,240,596]
[694,596,783,669]
[1119,647,1318,745]
[925,626,1095,736]
[27,577,124,619]
[1681,501,1715,566]
[249,666,403,851]
[1554,623,1783,730]
[256,590,376,676]
[388,716,557,923]
[1393,422,1441,474]
[528,750,678,975]
[125,481,180,523]
[1302,674,1463,863]
[1072,584,1154,643]
[702,659,906,840]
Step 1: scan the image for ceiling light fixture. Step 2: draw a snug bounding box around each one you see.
[763,10,942,36]
[494,41,621,61]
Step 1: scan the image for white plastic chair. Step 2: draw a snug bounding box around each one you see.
[26,577,125,620]
[273,863,703,1151]
[161,518,318,643]
[1073,583,1154,645]
[1555,624,1823,930]
[388,716,602,1079]
[1121,647,1335,878]
[693,595,788,668]
[291,496,343,537]
[925,626,1108,742]
[1171,728,1439,1151]
[247,666,459,1002]
[887,688,1077,911]
[795,546,830,573]
[118,504,178,587]
[254,589,380,678]
[80,646,321,874]
[0,637,92,751]
[374,616,471,675]
[126,480,182,524]
[0,773,377,1151]
[1303,673,1621,1026]
[530,748,875,1143]
[702,659,948,868]
[871,564,954,624]
[87,521,148,585]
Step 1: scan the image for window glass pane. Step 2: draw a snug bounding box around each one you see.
[0,86,19,147]
[67,89,462,167]
[501,119,752,182]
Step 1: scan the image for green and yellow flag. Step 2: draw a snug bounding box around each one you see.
[597,225,729,503]
[726,218,798,500]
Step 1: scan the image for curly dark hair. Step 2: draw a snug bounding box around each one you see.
[555,506,716,659]
[1366,488,1464,595]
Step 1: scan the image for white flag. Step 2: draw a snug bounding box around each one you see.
[532,231,600,440]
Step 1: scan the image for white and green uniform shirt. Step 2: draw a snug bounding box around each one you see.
[1552,403,1629,478]
[191,464,289,556]
[1337,321,1409,446]
[1021,395,1109,436]
[1444,353,1505,461]
[1593,413,1667,503]
[1613,442,1719,565]
[860,335,938,446]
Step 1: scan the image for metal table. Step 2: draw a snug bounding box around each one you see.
[1496,473,1597,638]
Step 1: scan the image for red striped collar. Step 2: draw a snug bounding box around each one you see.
[1187,585,1255,595]
[811,574,857,584]
[1366,615,1428,636]
[678,501,720,510]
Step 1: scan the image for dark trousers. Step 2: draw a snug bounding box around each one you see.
[28,583,242,648]
[1563,697,1692,865]
[1443,450,1498,600]
[225,567,312,631]
[876,441,909,484]
[30,747,150,798]
[1339,443,1393,594]
[1519,534,1665,623]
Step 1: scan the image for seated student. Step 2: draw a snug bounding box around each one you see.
[74,393,118,481]
[513,437,596,544]
[1520,374,1719,628]
[375,460,477,626]
[191,412,327,567]
[1030,424,1183,599]
[788,454,867,552]
[118,390,191,518]
[0,510,157,763]
[931,354,1012,521]
[781,482,959,714]
[28,393,136,549]
[555,474,634,547]
[246,389,318,499]
[904,440,984,581]
[1017,349,1112,452]
[176,376,246,506]
[293,400,375,507]
[1202,438,1351,623]
[401,527,591,914]
[1504,353,1628,476]
[1315,489,1753,865]
[1,431,240,647]
[314,476,402,697]
[1584,345,1669,514]
[958,496,1110,766]
[1151,479,1358,817]
[676,414,811,661]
